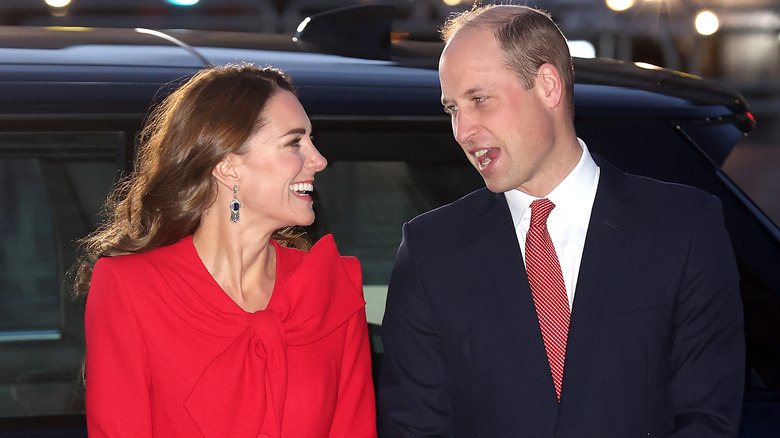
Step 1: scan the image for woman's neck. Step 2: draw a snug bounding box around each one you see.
[192,212,277,312]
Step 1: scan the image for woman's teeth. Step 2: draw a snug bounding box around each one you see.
[290,182,313,195]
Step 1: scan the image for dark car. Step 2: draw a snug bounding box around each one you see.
[0,5,777,436]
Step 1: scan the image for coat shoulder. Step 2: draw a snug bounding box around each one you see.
[598,157,722,222]
[407,187,501,231]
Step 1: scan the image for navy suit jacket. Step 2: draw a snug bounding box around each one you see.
[379,157,745,437]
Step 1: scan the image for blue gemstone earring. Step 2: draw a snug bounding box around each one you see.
[229,185,240,224]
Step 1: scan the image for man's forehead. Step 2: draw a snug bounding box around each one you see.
[443,27,493,52]
[441,44,503,79]
[441,30,499,73]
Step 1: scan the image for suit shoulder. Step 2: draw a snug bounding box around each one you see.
[596,155,720,212]
[407,187,497,229]
[602,173,724,234]
[624,172,721,212]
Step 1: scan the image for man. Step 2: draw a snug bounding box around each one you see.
[378,4,745,437]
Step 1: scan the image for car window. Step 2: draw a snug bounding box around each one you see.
[311,159,483,324]
[0,132,125,418]
[1,157,60,337]
[307,123,484,324]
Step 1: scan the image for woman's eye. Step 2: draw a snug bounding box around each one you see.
[474,96,488,103]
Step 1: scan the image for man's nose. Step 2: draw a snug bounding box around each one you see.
[453,110,477,145]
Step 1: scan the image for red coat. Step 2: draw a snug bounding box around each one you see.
[86,234,376,438]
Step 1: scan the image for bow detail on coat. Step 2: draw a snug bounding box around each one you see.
[184,235,365,438]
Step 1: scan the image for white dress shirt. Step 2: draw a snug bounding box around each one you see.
[504,138,600,309]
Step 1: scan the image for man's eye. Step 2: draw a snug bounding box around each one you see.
[444,105,457,115]
[473,96,488,103]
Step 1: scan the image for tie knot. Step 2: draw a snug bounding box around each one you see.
[530,198,555,227]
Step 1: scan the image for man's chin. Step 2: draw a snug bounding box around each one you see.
[484,180,511,194]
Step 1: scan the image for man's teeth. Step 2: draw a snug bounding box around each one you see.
[474,149,491,167]
[290,182,313,194]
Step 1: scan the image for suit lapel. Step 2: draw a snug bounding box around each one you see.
[559,157,631,410]
[474,163,634,410]
[483,192,563,406]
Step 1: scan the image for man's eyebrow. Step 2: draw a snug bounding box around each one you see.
[441,87,487,105]
[463,86,486,96]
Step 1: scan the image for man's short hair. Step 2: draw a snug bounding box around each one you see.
[441,4,574,111]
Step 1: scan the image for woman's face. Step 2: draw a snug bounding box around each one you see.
[231,90,327,230]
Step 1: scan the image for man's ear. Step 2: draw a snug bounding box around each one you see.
[536,63,563,110]
[212,154,240,189]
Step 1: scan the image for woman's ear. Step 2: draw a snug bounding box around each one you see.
[212,154,240,189]
[536,63,563,110]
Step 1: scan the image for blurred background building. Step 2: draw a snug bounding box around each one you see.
[1,0,778,223]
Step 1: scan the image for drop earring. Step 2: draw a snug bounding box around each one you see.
[229,185,240,224]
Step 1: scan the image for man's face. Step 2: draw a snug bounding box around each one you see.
[439,28,559,195]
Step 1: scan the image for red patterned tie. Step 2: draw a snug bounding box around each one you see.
[525,198,570,401]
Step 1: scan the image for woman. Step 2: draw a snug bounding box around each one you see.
[74,64,377,438]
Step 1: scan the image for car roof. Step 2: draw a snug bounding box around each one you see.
[0,24,754,123]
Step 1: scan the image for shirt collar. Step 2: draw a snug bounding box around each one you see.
[505,138,599,229]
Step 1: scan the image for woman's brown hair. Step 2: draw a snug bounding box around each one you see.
[73,63,310,296]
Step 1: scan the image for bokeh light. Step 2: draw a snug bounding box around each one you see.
[167,0,200,6]
[568,40,596,58]
[45,0,71,7]
[695,10,719,36]
[605,0,634,12]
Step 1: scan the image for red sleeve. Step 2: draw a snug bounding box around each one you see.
[328,255,377,438]
[329,307,378,438]
[85,258,153,438]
